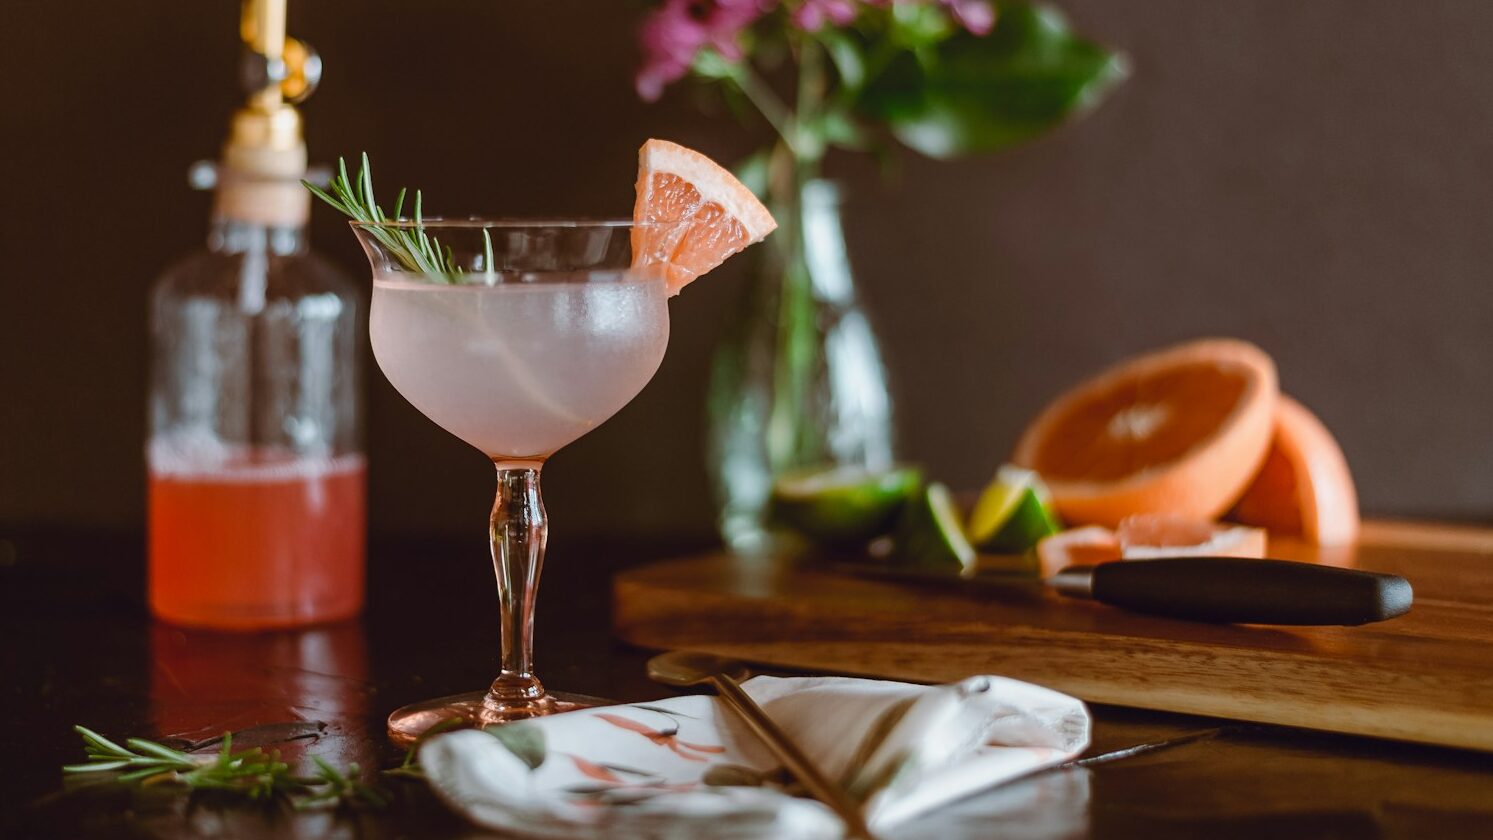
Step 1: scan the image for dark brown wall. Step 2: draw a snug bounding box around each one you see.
[3,1,1492,539]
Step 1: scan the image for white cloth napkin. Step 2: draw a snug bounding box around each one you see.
[420,674,1090,839]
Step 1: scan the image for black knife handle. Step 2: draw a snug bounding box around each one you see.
[1084,557,1413,625]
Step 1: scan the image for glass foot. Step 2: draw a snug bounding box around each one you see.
[386,689,606,747]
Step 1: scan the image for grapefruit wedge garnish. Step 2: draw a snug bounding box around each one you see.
[1012,338,1279,527]
[632,139,777,295]
[1231,396,1359,545]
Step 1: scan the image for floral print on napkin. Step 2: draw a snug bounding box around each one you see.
[420,674,1089,840]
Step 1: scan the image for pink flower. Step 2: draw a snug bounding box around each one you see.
[707,0,777,57]
[791,0,859,31]
[939,0,995,35]
[635,0,999,101]
[636,0,776,100]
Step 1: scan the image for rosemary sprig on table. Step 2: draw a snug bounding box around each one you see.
[303,153,486,283]
[63,725,386,808]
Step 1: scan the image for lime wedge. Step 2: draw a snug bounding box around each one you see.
[968,465,1063,554]
[771,465,923,545]
[892,482,977,577]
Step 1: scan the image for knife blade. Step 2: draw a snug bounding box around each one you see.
[832,556,1413,625]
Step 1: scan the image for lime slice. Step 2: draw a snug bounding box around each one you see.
[771,465,923,545]
[892,482,977,577]
[969,465,1063,554]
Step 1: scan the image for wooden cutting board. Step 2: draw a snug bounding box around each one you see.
[612,520,1493,752]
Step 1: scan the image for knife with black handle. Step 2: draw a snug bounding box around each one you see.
[1049,557,1413,625]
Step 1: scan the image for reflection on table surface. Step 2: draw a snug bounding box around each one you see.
[151,621,373,772]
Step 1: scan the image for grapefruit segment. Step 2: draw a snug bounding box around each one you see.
[632,139,777,295]
[1035,514,1268,579]
[1231,396,1359,545]
[1116,514,1267,560]
[1012,338,1279,527]
[1035,526,1122,578]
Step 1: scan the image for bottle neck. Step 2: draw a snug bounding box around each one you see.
[208,216,307,256]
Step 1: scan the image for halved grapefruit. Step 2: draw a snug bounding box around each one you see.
[632,139,777,295]
[1231,396,1359,546]
[1012,338,1279,527]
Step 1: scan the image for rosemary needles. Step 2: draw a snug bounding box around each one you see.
[303,152,486,282]
[63,725,386,809]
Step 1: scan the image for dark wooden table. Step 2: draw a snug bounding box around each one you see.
[4,529,1492,838]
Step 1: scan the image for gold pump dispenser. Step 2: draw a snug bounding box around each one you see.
[214,0,322,227]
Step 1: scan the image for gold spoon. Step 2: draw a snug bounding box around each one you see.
[646,651,878,840]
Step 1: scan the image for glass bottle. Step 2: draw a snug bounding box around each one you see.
[706,179,895,554]
[147,104,364,629]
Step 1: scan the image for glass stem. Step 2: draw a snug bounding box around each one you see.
[487,463,547,704]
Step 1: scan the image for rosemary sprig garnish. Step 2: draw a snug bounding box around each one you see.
[303,152,487,283]
[64,725,385,808]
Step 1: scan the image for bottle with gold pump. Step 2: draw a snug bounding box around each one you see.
[147,0,364,629]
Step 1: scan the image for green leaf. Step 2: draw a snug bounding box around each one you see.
[859,2,1127,159]
[692,48,743,82]
[301,181,341,211]
[818,29,867,91]
[304,153,462,282]
[733,148,771,199]
[75,726,129,757]
[812,105,870,151]
[125,738,190,764]
[311,755,347,786]
[888,2,956,49]
[486,722,546,770]
[65,724,386,809]
[63,760,133,773]
[116,767,179,784]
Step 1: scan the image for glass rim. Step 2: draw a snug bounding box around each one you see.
[349,217,662,231]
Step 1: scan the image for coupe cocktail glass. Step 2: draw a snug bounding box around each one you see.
[352,220,671,744]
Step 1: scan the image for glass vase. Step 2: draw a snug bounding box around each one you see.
[706,178,895,554]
